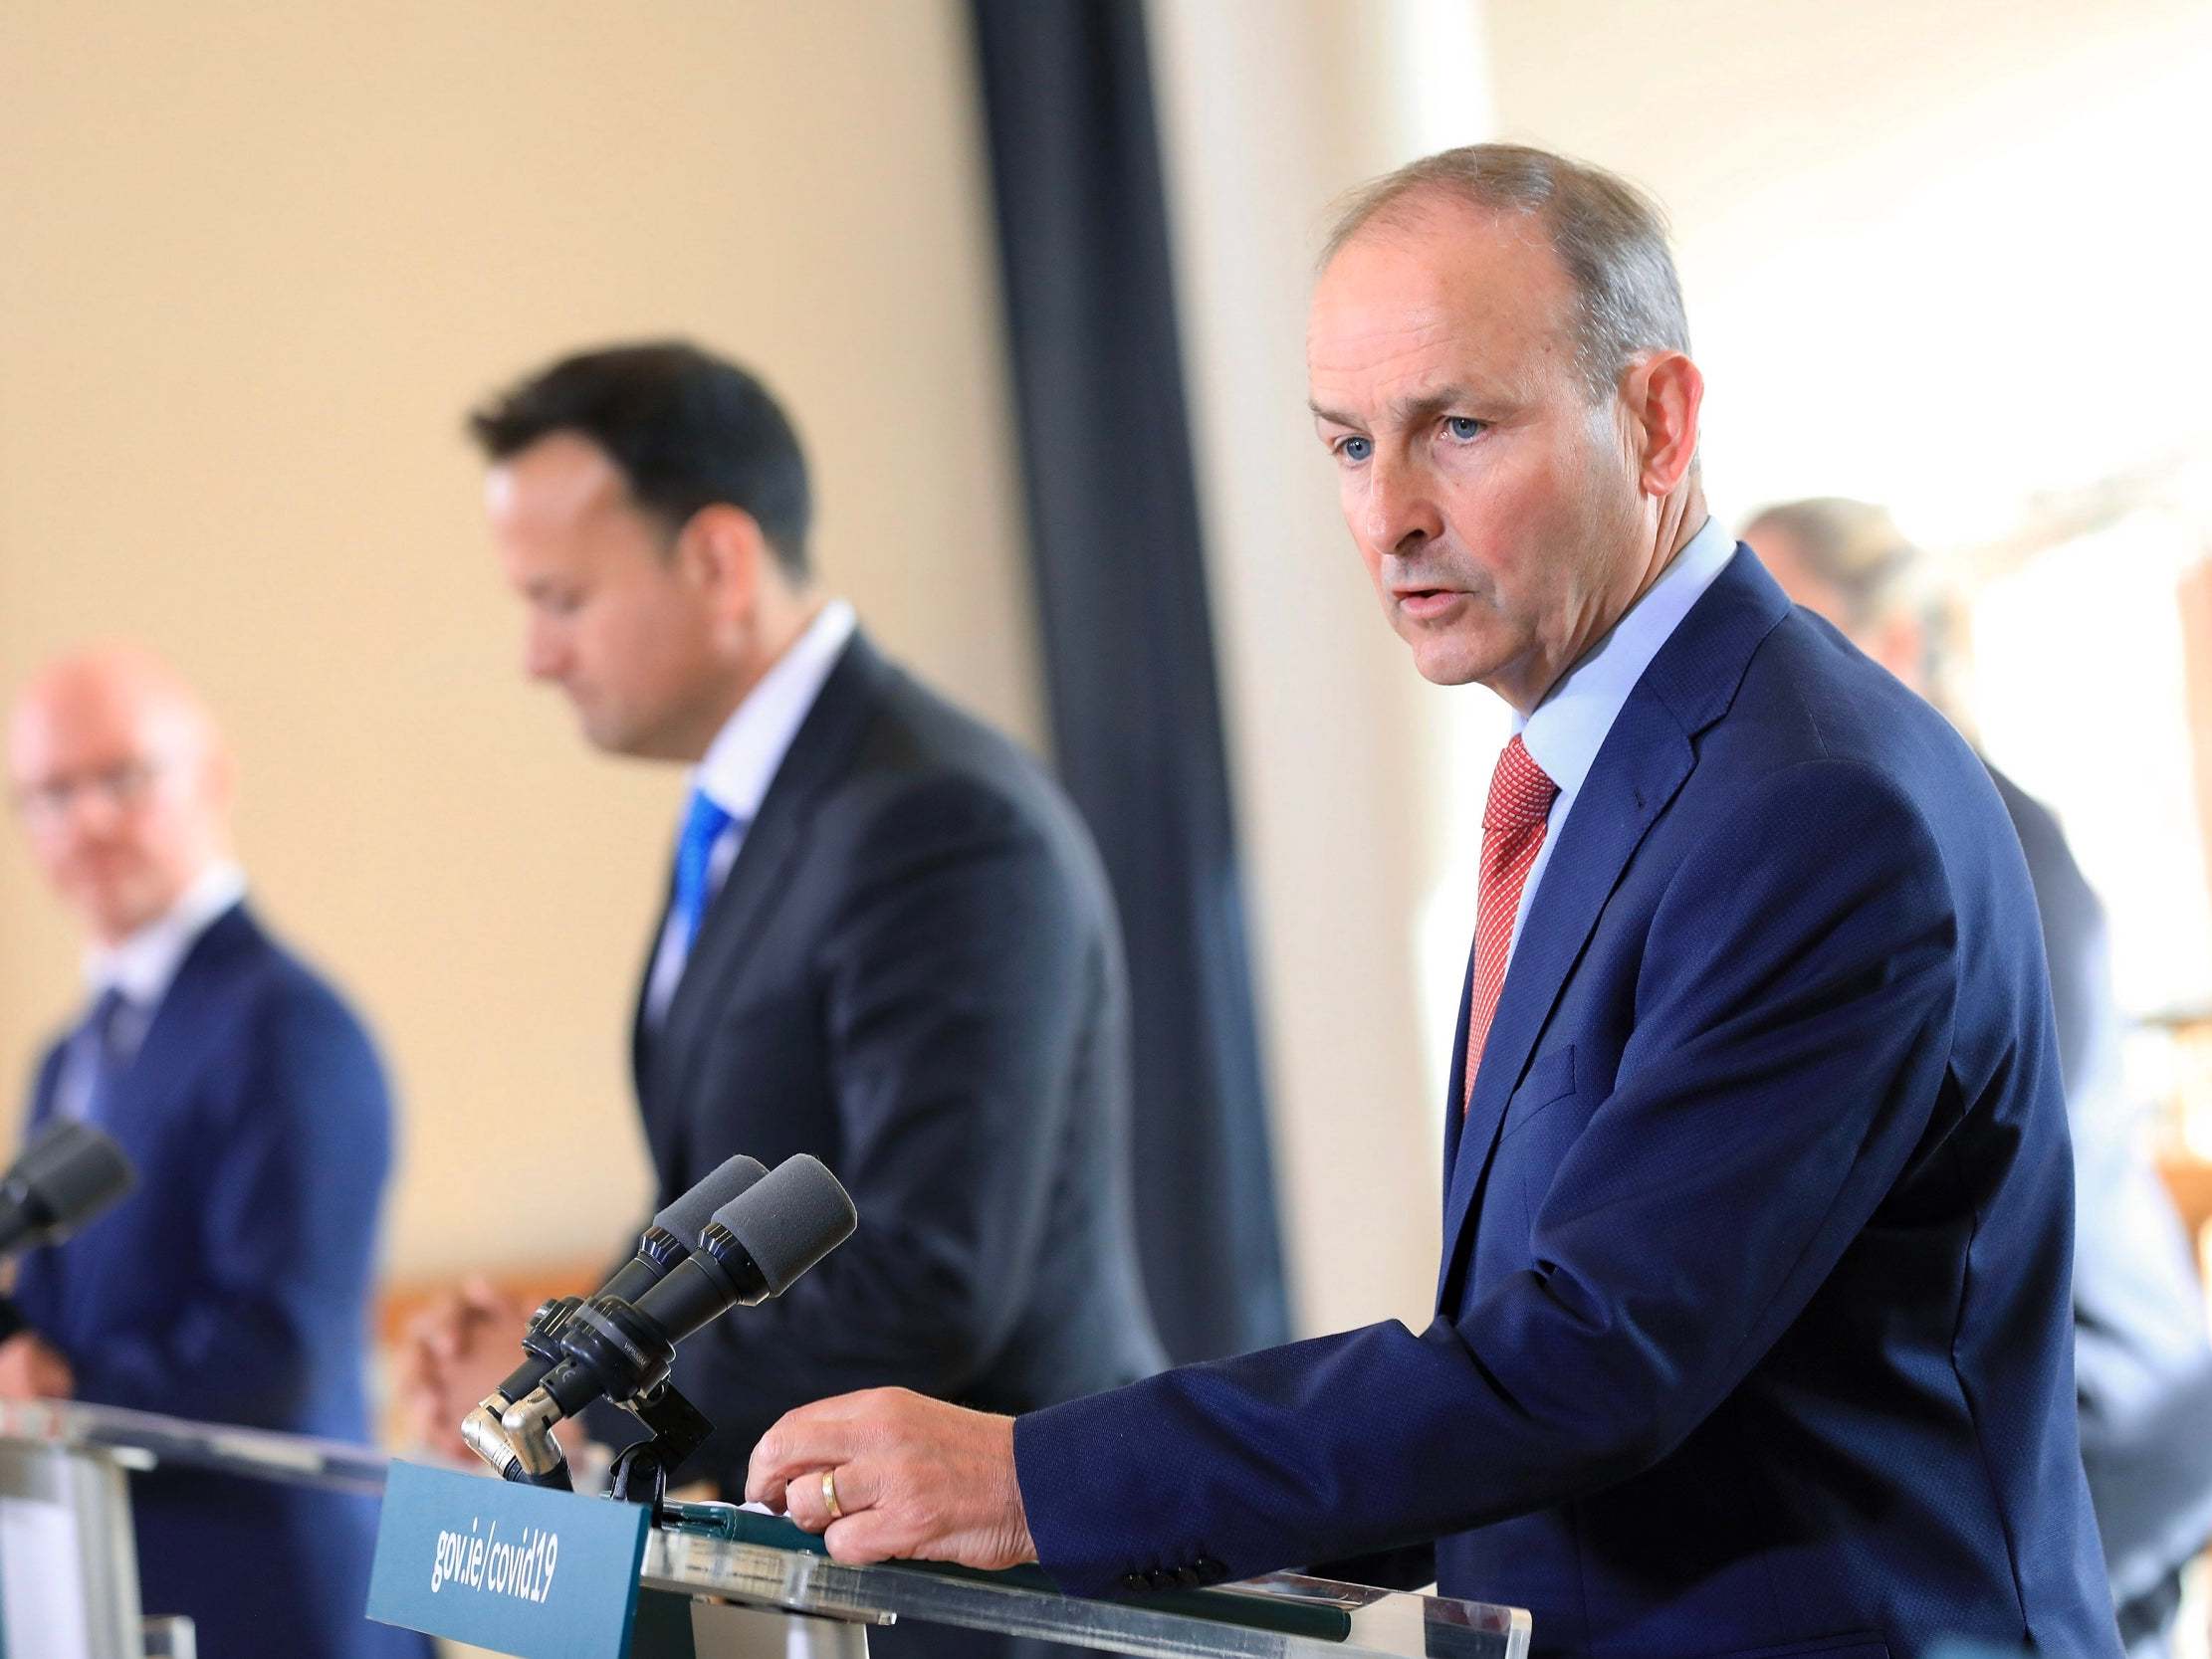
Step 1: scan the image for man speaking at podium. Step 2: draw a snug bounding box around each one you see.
[746,145,2124,1658]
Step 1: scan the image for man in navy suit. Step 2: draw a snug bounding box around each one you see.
[744,144,2125,1657]
[4,646,423,1659]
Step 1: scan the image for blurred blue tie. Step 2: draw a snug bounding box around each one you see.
[670,787,738,961]
[73,985,138,1124]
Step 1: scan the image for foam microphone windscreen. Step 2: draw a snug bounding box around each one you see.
[15,1119,96,1181]
[723,1154,856,1297]
[18,1121,135,1232]
[655,1154,769,1243]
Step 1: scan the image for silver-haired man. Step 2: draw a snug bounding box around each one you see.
[742,144,2123,1659]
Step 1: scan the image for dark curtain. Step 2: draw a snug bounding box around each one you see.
[968,0,1291,1363]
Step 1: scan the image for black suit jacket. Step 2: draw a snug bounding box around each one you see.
[625,631,1165,1489]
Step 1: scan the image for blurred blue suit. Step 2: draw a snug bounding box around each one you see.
[1993,768,2212,1656]
[14,902,426,1659]
[1017,549,2121,1658]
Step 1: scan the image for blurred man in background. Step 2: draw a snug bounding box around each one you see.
[1748,499,2212,1659]
[3,645,422,1659]
[402,340,1161,1659]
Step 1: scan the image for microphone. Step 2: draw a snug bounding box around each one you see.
[0,1121,137,1258]
[460,1154,769,1481]
[499,1154,855,1478]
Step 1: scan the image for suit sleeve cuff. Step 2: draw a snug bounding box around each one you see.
[1014,1385,1237,1600]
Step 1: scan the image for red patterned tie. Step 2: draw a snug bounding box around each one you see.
[1462,734,1560,1113]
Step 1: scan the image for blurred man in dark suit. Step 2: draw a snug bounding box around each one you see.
[1748,498,2212,1659]
[403,341,1162,1659]
[4,645,423,1659]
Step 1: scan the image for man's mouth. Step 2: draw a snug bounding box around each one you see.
[1394,586,1465,621]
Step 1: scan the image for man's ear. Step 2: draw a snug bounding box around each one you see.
[676,505,770,628]
[1624,350,1702,497]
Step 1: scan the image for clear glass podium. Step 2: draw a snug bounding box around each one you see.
[0,1399,1532,1659]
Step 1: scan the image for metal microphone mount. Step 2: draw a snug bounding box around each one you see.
[491,1287,717,1520]
[460,1294,583,1485]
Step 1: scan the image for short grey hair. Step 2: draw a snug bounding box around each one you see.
[1324,143,1691,401]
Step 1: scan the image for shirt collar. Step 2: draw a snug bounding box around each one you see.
[1517,516,1738,798]
[87,860,247,1008]
[693,598,858,823]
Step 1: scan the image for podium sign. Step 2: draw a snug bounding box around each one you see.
[366,1460,649,1659]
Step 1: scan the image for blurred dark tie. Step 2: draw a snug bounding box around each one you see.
[73,985,140,1124]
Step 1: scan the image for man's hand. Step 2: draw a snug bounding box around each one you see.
[0,1333,73,1400]
[396,1277,527,1461]
[747,1387,1036,1570]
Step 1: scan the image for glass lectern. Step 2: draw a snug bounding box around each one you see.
[0,1399,1531,1659]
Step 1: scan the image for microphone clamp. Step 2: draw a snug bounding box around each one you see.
[460,1293,584,1479]
[498,1386,571,1484]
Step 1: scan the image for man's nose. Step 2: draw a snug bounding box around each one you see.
[55,782,124,841]
[524,619,566,681]
[1361,453,1444,555]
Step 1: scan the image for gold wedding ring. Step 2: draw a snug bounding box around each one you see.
[821,1467,844,1521]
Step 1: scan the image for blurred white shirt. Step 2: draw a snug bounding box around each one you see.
[644,599,858,1022]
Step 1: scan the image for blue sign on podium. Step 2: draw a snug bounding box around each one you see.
[366,1460,651,1658]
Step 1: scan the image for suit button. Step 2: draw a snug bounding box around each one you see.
[1119,1572,1147,1594]
[1145,1568,1174,1591]
[1195,1555,1227,1583]
[1174,1565,1203,1587]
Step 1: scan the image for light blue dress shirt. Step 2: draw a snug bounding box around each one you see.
[1509,517,1739,958]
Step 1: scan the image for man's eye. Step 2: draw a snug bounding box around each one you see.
[1443,416,1485,441]
[1336,436,1373,463]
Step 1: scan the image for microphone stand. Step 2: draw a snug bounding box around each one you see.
[604,1381,716,1523]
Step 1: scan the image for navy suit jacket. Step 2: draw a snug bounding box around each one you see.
[1016,549,2120,1659]
[13,903,425,1659]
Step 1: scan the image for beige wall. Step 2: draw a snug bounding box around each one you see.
[0,3,1039,1280]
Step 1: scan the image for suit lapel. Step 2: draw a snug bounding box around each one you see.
[11,1045,76,1319]
[1438,943,1477,1184]
[1436,704,1691,1307]
[115,906,258,1123]
[647,634,891,1132]
[23,1042,68,1137]
[629,891,668,1138]
[54,905,259,1330]
[1437,547,1791,1310]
